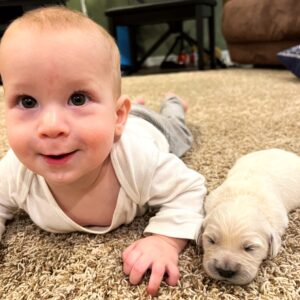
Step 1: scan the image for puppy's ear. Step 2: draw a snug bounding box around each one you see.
[268,231,282,258]
[196,219,206,247]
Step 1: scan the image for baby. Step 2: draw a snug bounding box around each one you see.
[0,6,206,296]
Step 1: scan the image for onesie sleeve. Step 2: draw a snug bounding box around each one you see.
[0,150,20,239]
[142,151,207,241]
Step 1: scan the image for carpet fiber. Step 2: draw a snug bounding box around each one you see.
[0,68,299,299]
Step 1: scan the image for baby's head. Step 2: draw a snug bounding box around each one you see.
[0,6,121,98]
[0,6,130,185]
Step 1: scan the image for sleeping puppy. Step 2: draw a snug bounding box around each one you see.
[200,148,300,285]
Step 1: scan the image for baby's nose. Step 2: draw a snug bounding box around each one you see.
[38,108,70,138]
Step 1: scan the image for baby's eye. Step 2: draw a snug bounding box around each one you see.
[18,96,38,109]
[68,93,89,106]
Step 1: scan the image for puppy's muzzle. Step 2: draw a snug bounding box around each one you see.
[216,267,236,278]
[213,258,241,279]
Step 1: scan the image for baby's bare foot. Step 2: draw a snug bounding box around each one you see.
[165,92,188,112]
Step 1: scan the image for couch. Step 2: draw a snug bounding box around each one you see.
[222,0,300,65]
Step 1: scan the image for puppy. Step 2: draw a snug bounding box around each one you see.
[201,148,300,285]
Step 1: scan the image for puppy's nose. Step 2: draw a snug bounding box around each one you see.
[216,267,236,278]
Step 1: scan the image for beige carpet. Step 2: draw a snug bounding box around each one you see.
[0,68,299,299]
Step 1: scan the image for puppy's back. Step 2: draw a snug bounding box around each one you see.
[227,148,300,212]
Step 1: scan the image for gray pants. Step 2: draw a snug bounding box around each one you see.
[130,96,193,157]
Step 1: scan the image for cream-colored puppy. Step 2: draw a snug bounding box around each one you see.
[201,148,300,285]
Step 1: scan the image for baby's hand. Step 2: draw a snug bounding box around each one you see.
[122,234,187,296]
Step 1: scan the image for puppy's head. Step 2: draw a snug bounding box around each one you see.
[200,198,281,285]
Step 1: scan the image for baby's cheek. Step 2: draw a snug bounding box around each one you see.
[7,125,31,157]
[7,129,21,151]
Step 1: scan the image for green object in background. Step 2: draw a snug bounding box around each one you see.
[67,0,108,27]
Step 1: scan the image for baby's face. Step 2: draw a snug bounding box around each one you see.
[1,28,120,185]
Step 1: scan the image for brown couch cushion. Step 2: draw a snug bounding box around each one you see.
[223,0,300,43]
[227,41,298,65]
[222,0,300,65]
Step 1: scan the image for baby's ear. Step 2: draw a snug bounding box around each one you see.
[268,230,282,258]
[114,95,131,142]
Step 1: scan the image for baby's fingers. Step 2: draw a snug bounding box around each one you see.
[122,246,142,275]
[165,264,180,286]
[147,263,166,296]
[129,254,152,285]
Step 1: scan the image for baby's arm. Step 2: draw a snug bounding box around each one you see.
[122,234,186,296]
[0,150,21,239]
[122,151,206,296]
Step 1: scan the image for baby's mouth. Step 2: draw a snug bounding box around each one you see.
[47,153,73,159]
[42,150,78,161]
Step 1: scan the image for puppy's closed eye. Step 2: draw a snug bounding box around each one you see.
[207,236,216,245]
[243,245,256,252]
[242,242,262,253]
[203,234,218,245]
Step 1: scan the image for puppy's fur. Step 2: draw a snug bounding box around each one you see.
[201,148,300,285]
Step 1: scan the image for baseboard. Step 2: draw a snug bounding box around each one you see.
[143,54,177,67]
[143,50,233,68]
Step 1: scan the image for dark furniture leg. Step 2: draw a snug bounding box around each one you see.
[195,4,204,70]
[209,5,216,68]
[137,26,173,70]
